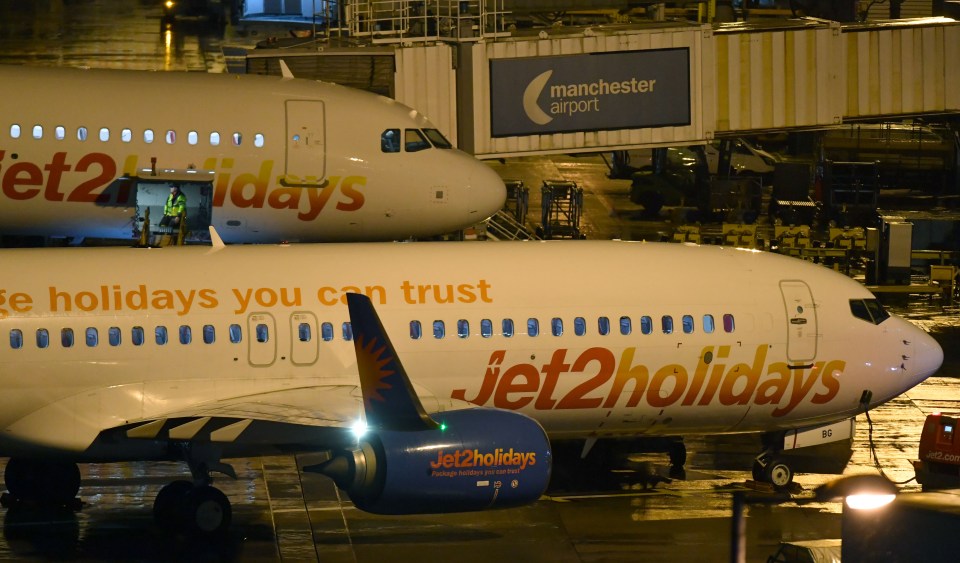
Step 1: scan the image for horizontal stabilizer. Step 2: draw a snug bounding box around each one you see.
[346,293,438,432]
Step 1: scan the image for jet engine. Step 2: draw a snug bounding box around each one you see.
[311,408,551,514]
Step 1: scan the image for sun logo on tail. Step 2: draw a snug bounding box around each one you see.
[356,334,394,409]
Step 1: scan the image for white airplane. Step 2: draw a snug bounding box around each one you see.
[0,239,942,535]
[0,65,505,243]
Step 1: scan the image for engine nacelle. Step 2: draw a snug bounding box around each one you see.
[314,409,551,514]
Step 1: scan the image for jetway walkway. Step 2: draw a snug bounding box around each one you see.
[242,6,960,160]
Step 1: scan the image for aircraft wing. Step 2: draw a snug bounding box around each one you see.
[91,385,365,456]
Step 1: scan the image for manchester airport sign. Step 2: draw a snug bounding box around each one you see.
[489,48,691,137]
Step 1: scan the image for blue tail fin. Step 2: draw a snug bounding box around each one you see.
[346,293,438,432]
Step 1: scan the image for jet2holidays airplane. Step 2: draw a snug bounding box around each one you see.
[0,239,942,534]
[0,64,505,243]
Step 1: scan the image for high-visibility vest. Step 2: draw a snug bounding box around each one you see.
[164,192,186,217]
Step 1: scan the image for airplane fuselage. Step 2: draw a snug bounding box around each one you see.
[0,241,942,460]
[0,65,505,242]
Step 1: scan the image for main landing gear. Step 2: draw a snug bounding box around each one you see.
[1,458,82,509]
[152,451,235,536]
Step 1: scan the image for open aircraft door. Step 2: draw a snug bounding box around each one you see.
[247,313,277,367]
[284,100,326,186]
[780,280,818,365]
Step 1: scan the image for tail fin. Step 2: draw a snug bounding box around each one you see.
[346,293,438,432]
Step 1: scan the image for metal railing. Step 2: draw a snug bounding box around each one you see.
[347,0,511,43]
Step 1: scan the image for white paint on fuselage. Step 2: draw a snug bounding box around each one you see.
[0,241,943,458]
[0,65,505,242]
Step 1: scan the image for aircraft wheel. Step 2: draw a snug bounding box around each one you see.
[668,441,686,467]
[153,480,193,532]
[764,459,793,488]
[4,459,80,505]
[751,459,764,482]
[183,485,232,536]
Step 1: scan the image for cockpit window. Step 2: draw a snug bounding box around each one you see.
[864,299,890,324]
[404,129,430,152]
[849,299,890,325]
[381,129,400,153]
[423,128,452,149]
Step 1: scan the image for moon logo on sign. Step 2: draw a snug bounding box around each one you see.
[522,70,553,125]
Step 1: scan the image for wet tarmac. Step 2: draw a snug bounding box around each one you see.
[0,372,952,563]
[1,3,960,561]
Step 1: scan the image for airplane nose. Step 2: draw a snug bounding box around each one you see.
[913,328,944,381]
[467,163,506,219]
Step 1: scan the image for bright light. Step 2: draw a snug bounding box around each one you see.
[165,1,174,8]
[845,493,896,510]
[350,419,368,439]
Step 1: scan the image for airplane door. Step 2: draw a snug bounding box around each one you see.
[284,100,326,186]
[290,312,319,366]
[779,280,818,364]
[247,313,277,367]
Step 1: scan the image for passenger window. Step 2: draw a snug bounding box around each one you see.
[132,326,145,346]
[342,322,353,341]
[703,314,715,334]
[662,315,674,334]
[86,327,98,347]
[229,324,242,343]
[32,125,42,139]
[155,326,168,345]
[77,127,88,141]
[203,325,215,344]
[298,323,311,342]
[55,126,65,140]
[551,317,563,337]
[641,316,653,335]
[9,329,23,350]
[99,127,109,142]
[109,327,121,346]
[574,317,586,336]
[256,324,268,343]
[254,133,265,148]
[232,132,242,146]
[321,322,333,342]
[682,315,694,334]
[61,328,74,348]
[121,128,132,142]
[36,329,49,349]
[144,129,154,143]
[481,319,493,338]
[527,318,539,337]
[620,316,632,335]
[598,316,610,336]
[423,128,453,149]
[381,129,400,152]
[187,131,198,145]
[9,124,20,139]
[410,320,422,340]
[179,325,192,345]
[457,319,469,338]
[165,130,176,144]
[502,318,514,338]
[210,132,220,146]
[404,129,430,152]
[433,320,445,339]
[723,314,735,333]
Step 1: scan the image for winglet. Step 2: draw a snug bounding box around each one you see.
[346,293,438,432]
[278,59,294,79]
